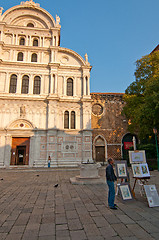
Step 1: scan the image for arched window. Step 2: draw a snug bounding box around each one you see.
[71,111,75,129]
[33,39,38,46]
[21,75,29,94]
[33,76,41,94]
[27,23,34,27]
[64,111,69,129]
[9,74,17,93]
[19,37,25,45]
[17,52,23,61]
[31,53,37,62]
[67,78,73,96]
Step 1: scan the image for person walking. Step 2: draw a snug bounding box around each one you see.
[106,158,117,210]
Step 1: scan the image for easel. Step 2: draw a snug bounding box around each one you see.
[132,177,150,197]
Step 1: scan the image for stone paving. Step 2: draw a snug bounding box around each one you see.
[0,167,159,240]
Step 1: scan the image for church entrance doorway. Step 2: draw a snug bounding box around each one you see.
[11,138,30,165]
[16,146,26,165]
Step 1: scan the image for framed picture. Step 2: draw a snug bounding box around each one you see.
[115,160,128,179]
[132,164,142,177]
[144,185,159,207]
[140,163,150,177]
[129,150,146,164]
[118,183,133,201]
[132,163,150,178]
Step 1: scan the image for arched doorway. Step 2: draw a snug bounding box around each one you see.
[93,136,107,163]
[7,119,34,166]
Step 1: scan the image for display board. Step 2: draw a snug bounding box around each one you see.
[144,185,159,207]
[115,160,128,179]
[129,150,146,164]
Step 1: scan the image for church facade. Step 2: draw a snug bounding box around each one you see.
[0,0,92,167]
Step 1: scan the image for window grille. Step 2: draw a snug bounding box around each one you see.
[64,111,69,129]
[9,74,17,93]
[21,75,29,94]
[33,76,41,94]
[67,78,73,96]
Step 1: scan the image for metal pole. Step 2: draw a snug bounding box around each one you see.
[154,133,159,171]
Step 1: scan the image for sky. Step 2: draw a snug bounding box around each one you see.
[1,0,159,93]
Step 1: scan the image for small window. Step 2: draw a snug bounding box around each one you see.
[17,52,23,61]
[27,23,34,27]
[9,74,17,93]
[31,53,37,62]
[19,37,25,45]
[67,78,73,96]
[33,39,38,46]
[33,76,41,94]
[64,111,69,129]
[21,75,29,94]
[71,111,75,129]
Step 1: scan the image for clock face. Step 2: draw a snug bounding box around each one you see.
[92,104,103,115]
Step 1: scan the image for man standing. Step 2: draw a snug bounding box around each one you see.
[106,158,117,210]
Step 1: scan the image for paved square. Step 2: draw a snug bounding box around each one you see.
[0,167,159,239]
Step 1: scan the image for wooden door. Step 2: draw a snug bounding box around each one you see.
[95,146,105,162]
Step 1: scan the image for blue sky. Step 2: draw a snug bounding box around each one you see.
[1,0,159,93]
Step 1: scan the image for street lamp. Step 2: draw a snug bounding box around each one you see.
[153,127,159,171]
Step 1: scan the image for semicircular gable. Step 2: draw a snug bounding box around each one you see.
[7,119,35,129]
[1,4,55,28]
[58,48,87,67]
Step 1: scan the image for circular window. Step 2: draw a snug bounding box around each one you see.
[92,104,103,116]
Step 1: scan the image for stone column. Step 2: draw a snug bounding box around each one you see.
[55,75,58,94]
[29,75,34,94]
[87,76,90,95]
[15,34,18,45]
[64,76,66,95]
[4,135,12,167]
[74,77,76,96]
[16,74,22,94]
[83,76,86,95]
[5,72,10,93]
[50,74,54,94]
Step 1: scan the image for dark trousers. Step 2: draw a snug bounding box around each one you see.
[107,180,115,207]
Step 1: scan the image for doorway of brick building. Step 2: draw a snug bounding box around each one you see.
[11,137,30,165]
[95,146,105,162]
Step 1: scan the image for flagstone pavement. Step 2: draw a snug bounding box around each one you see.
[0,167,159,240]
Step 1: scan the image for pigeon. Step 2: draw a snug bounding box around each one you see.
[54,184,58,188]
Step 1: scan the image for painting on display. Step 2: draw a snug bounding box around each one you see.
[144,185,159,207]
[118,183,133,201]
[132,163,150,178]
[115,161,128,179]
[129,150,146,164]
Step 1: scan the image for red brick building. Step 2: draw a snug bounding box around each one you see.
[91,93,134,162]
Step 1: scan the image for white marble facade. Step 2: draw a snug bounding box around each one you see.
[0,0,92,167]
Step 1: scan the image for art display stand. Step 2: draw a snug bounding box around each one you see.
[132,177,150,197]
[128,150,151,198]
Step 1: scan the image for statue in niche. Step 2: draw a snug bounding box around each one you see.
[20,105,26,118]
